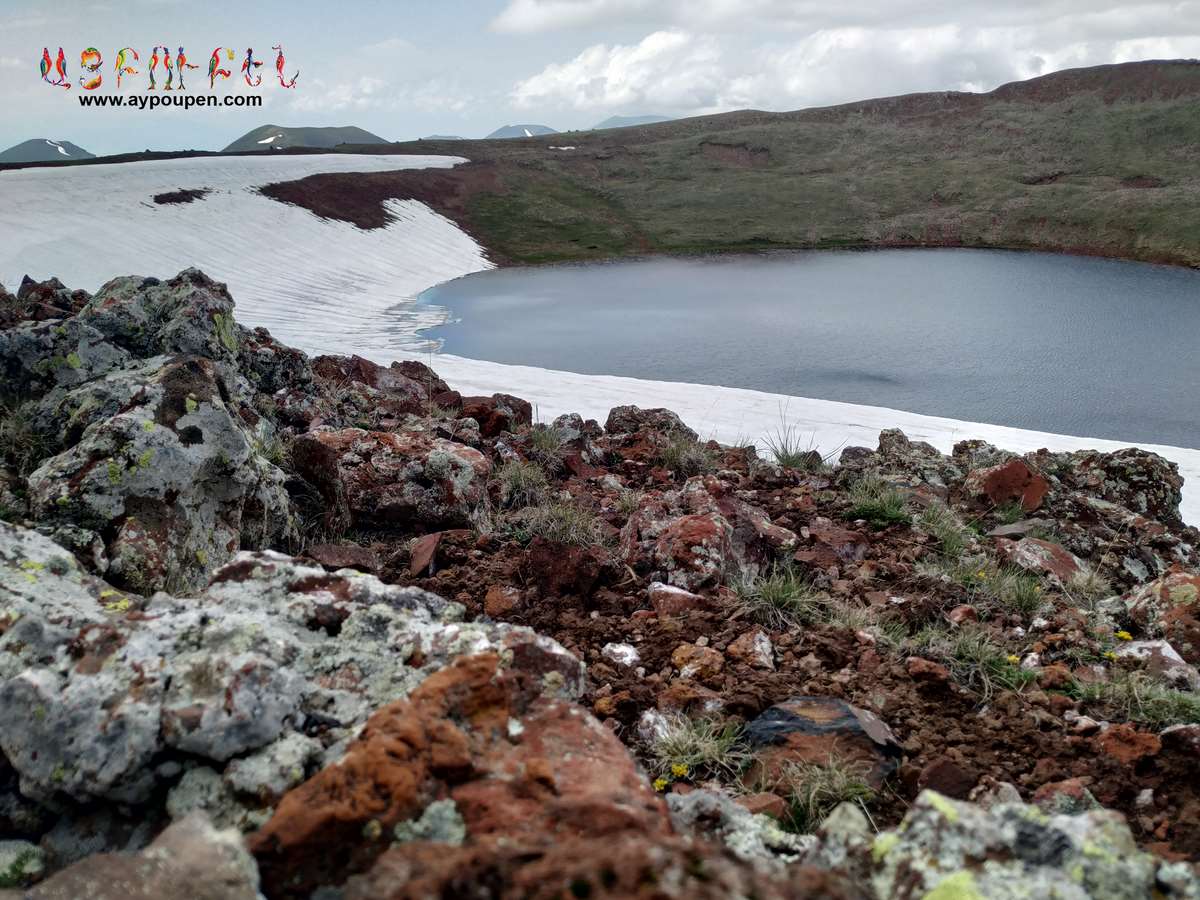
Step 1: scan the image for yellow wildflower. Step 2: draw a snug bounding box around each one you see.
[653,777,670,792]
[1115,630,1133,641]
[671,763,689,779]
[1006,654,1020,665]
[1103,651,1117,661]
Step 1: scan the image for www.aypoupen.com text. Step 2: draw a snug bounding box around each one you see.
[78,93,263,109]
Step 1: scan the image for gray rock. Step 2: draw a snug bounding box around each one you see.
[835,790,1200,899]
[0,524,585,828]
[17,813,259,900]
[667,789,813,871]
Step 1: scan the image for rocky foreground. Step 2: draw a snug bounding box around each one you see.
[1,270,1199,898]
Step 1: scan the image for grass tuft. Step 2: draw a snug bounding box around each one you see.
[905,625,1036,698]
[846,476,909,529]
[733,566,828,629]
[1071,672,1200,728]
[774,759,875,833]
[0,401,52,478]
[654,432,717,478]
[526,424,568,471]
[916,502,970,558]
[762,424,829,472]
[505,500,607,547]
[646,715,747,779]
[494,459,549,510]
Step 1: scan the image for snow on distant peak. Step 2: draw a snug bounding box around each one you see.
[43,139,71,157]
[523,128,532,137]
[257,134,283,144]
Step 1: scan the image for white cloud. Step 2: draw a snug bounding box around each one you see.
[0,57,24,69]
[510,15,1200,115]
[513,31,726,110]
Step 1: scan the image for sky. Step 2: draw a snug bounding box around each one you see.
[2,0,1200,155]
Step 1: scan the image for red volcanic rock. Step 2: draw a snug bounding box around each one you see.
[522,537,610,598]
[648,581,707,617]
[743,697,900,791]
[736,792,789,819]
[727,629,775,670]
[1125,570,1200,664]
[995,536,1085,585]
[311,354,430,417]
[654,512,736,592]
[794,517,870,571]
[917,757,977,799]
[947,604,979,625]
[291,428,490,528]
[906,657,951,684]
[671,643,726,683]
[965,459,1049,512]
[1095,724,1162,766]
[249,653,667,899]
[1033,777,1100,814]
[306,541,380,574]
[458,393,532,437]
[484,584,521,618]
[340,830,858,900]
[408,532,443,576]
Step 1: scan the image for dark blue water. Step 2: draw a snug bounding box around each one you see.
[417,249,1200,447]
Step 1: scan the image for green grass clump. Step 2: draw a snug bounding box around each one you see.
[0,401,51,478]
[846,476,909,529]
[776,759,875,833]
[526,424,568,471]
[733,566,829,629]
[916,503,970,558]
[920,554,1045,617]
[615,488,644,519]
[1067,569,1113,604]
[1071,672,1200,728]
[506,501,607,547]
[646,715,747,780]
[906,625,1036,698]
[494,459,549,509]
[995,502,1026,525]
[654,433,717,478]
[762,424,829,472]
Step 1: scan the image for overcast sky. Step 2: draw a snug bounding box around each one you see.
[3,0,1199,154]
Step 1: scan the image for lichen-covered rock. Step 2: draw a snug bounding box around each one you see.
[292,426,491,528]
[25,355,292,593]
[0,524,584,820]
[849,790,1200,899]
[1125,570,1200,664]
[995,535,1085,586]
[605,404,698,441]
[621,475,797,591]
[667,789,813,869]
[7,813,259,900]
[1033,446,1187,526]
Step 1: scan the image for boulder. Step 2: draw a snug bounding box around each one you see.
[621,476,797,591]
[249,653,665,898]
[605,405,698,441]
[848,790,1199,899]
[964,458,1049,512]
[744,697,900,791]
[291,427,491,529]
[1032,446,1187,525]
[6,813,259,900]
[458,393,532,437]
[25,355,291,593]
[994,536,1085,585]
[0,523,583,819]
[1125,571,1200,664]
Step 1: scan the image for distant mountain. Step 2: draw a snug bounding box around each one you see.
[0,139,95,163]
[485,124,558,140]
[222,124,389,152]
[592,115,673,130]
[422,134,467,141]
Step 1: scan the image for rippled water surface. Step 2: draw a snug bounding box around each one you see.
[419,250,1200,447]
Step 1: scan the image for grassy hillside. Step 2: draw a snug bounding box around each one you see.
[266,60,1200,266]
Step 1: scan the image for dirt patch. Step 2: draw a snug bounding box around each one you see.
[1122,175,1166,188]
[258,163,502,232]
[700,141,771,168]
[152,188,211,205]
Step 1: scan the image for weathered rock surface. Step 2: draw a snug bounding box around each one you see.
[292,426,491,528]
[1126,570,1200,664]
[0,813,259,900]
[250,652,664,898]
[0,521,583,821]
